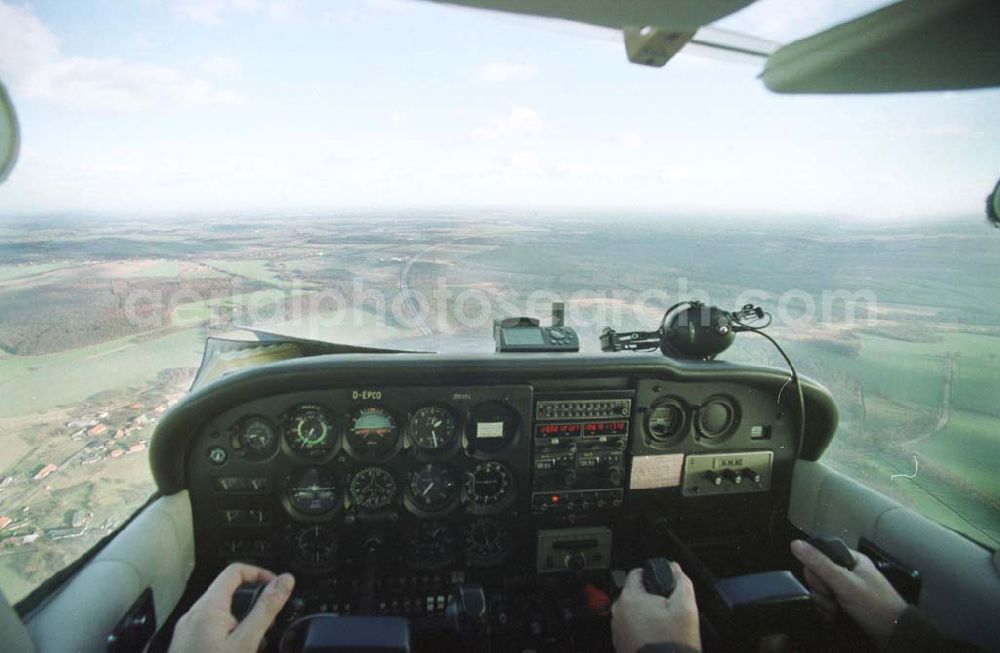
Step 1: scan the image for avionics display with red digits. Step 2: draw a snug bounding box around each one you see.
[583,421,628,436]
[536,423,582,438]
[535,421,628,438]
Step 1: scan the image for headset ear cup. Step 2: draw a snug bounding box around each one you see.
[657,301,693,358]
[659,329,679,357]
[660,304,735,359]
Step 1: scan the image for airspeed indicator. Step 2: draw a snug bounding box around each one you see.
[284,406,338,459]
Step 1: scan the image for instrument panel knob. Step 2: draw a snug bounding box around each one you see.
[564,552,587,571]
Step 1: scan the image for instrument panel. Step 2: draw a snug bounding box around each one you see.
[151,354,839,651]
[191,385,533,575]
[168,353,837,634]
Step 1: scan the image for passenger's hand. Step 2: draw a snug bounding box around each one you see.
[611,563,701,653]
[791,539,906,647]
[168,563,295,653]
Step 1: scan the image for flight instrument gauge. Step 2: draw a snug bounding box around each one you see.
[348,466,398,510]
[289,525,338,568]
[464,461,514,510]
[407,521,457,570]
[284,405,338,459]
[286,467,340,517]
[646,398,688,444]
[407,463,458,513]
[464,518,509,566]
[236,416,278,459]
[408,406,458,454]
[347,406,400,460]
[466,401,518,453]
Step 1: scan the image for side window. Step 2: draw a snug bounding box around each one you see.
[720,229,999,551]
[816,333,999,549]
[0,272,200,603]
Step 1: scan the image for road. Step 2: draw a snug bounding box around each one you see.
[398,248,437,338]
[899,354,954,447]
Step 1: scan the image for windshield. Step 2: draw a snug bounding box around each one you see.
[1,0,998,604]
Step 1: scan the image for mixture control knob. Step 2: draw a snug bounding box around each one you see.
[704,470,723,486]
[607,469,622,486]
[722,468,742,484]
[741,468,762,484]
[564,552,587,571]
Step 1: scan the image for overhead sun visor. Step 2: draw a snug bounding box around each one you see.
[427,0,758,30]
[761,0,1000,94]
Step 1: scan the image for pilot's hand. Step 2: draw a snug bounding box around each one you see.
[791,539,906,647]
[168,563,295,653]
[611,563,701,653]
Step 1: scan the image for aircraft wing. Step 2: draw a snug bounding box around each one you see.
[424,0,758,31]
[425,0,1000,93]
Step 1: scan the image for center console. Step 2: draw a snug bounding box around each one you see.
[530,393,632,520]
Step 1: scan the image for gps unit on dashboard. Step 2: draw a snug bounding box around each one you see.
[493,303,579,353]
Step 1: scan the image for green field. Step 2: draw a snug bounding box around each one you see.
[0,263,75,283]
[170,288,305,326]
[860,394,932,438]
[823,448,1000,545]
[801,332,999,417]
[135,261,186,277]
[952,356,1000,418]
[915,410,999,494]
[0,560,35,601]
[0,328,205,419]
[801,334,949,411]
[202,259,287,287]
[808,331,1000,546]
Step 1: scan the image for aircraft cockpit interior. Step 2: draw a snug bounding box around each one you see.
[0,1,998,652]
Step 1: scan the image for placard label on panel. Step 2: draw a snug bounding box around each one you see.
[477,421,505,439]
[630,454,684,489]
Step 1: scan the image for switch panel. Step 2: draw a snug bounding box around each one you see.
[536,527,613,573]
[681,451,772,497]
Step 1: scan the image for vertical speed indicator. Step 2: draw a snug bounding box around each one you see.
[406,463,458,514]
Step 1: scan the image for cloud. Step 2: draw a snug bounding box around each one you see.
[0,2,59,89]
[918,124,978,137]
[0,1,240,111]
[169,0,299,25]
[476,61,539,83]
[503,150,543,176]
[322,9,368,26]
[473,106,544,140]
[26,59,242,112]
[366,0,414,12]
[619,132,643,148]
[171,0,257,25]
[201,56,242,76]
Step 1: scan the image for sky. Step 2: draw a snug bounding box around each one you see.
[0,0,998,221]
